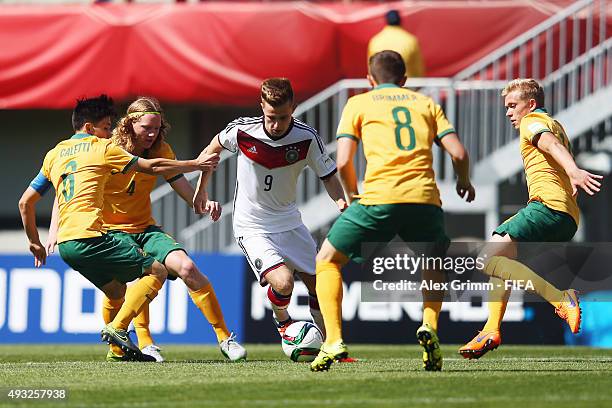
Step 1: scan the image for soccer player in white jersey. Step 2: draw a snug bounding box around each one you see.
[194,78,347,337]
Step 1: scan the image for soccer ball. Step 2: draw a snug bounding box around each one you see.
[281,321,323,362]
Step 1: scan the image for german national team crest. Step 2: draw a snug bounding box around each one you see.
[254,258,263,270]
[285,147,299,164]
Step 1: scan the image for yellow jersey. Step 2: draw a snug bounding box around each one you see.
[337,84,455,206]
[519,109,579,225]
[103,141,182,233]
[367,26,425,78]
[35,133,137,243]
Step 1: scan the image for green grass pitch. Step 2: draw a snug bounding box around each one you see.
[1,344,612,407]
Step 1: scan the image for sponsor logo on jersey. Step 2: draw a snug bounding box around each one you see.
[254,258,263,270]
[247,146,258,154]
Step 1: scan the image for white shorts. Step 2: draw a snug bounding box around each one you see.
[236,224,317,286]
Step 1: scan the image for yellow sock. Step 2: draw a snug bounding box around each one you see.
[102,296,125,356]
[112,275,164,330]
[133,305,154,350]
[315,260,343,345]
[485,256,564,309]
[421,269,445,332]
[189,283,230,342]
[482,276,510,332]
[422,305,440,332]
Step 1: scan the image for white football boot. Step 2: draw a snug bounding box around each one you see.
[219,332,247,362]
[141,344,165,362]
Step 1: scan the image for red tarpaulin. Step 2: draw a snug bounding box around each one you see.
[0,1,605,109]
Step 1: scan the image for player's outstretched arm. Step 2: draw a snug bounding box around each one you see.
[171,177,196,207]
[322,174,348,212]
[336,137,359,204]
[536,132,603,196]
[18,187,46,267]
[439,133,475,202]
[171,176,222,221]
[134,151,220,176]
[194,138,224,214]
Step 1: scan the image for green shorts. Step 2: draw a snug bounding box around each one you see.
[494,201,577,242]
[108,226,186,280]
[327,201,450,263]
[58,234,155,290]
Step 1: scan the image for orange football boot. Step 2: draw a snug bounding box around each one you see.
[459,330,501,359]
[555,289,581,334]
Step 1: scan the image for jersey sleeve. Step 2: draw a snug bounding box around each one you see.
[29,170,53,196]
[217,119,240,153]
[520,115,552,145]
[336,98,362,142]
[432,101,456,141]
[307,132,337,179]
[31,150,55,195]
[104,142,138,174]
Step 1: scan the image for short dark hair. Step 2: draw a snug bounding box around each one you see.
[385,10,401,26]
[369,50,406,84]
[71,94,115,131]
[261,78,294,107]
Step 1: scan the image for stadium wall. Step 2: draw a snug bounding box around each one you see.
[3,1,604,109]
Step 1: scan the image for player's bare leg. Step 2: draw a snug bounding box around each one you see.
[101,261,167,361]
[165,250,246,361]
[311,239,349,372]
[265,266,295,336]
[460,234,580,358]
[460,235,514,358]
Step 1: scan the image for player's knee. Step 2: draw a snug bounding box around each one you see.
[271,279,294,296]
[316,239,344,264]
[150,261,168,280]
[315,247,337,263]
[484,256,504,278]
[156,268,168,281]
[177,258,199,280]
[102,281,126,299]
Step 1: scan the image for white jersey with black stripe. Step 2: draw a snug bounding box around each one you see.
[217,116,337,236]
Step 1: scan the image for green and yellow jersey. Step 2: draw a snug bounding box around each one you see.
[103,141,182,233]
[519,108,579,225]
[367,26,425,78]
[30,133,137,243]
[336,84,455,206]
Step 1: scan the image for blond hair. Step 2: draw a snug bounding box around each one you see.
[261,78,294,107]
[112,97,170,155]
[502,79,545,108]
